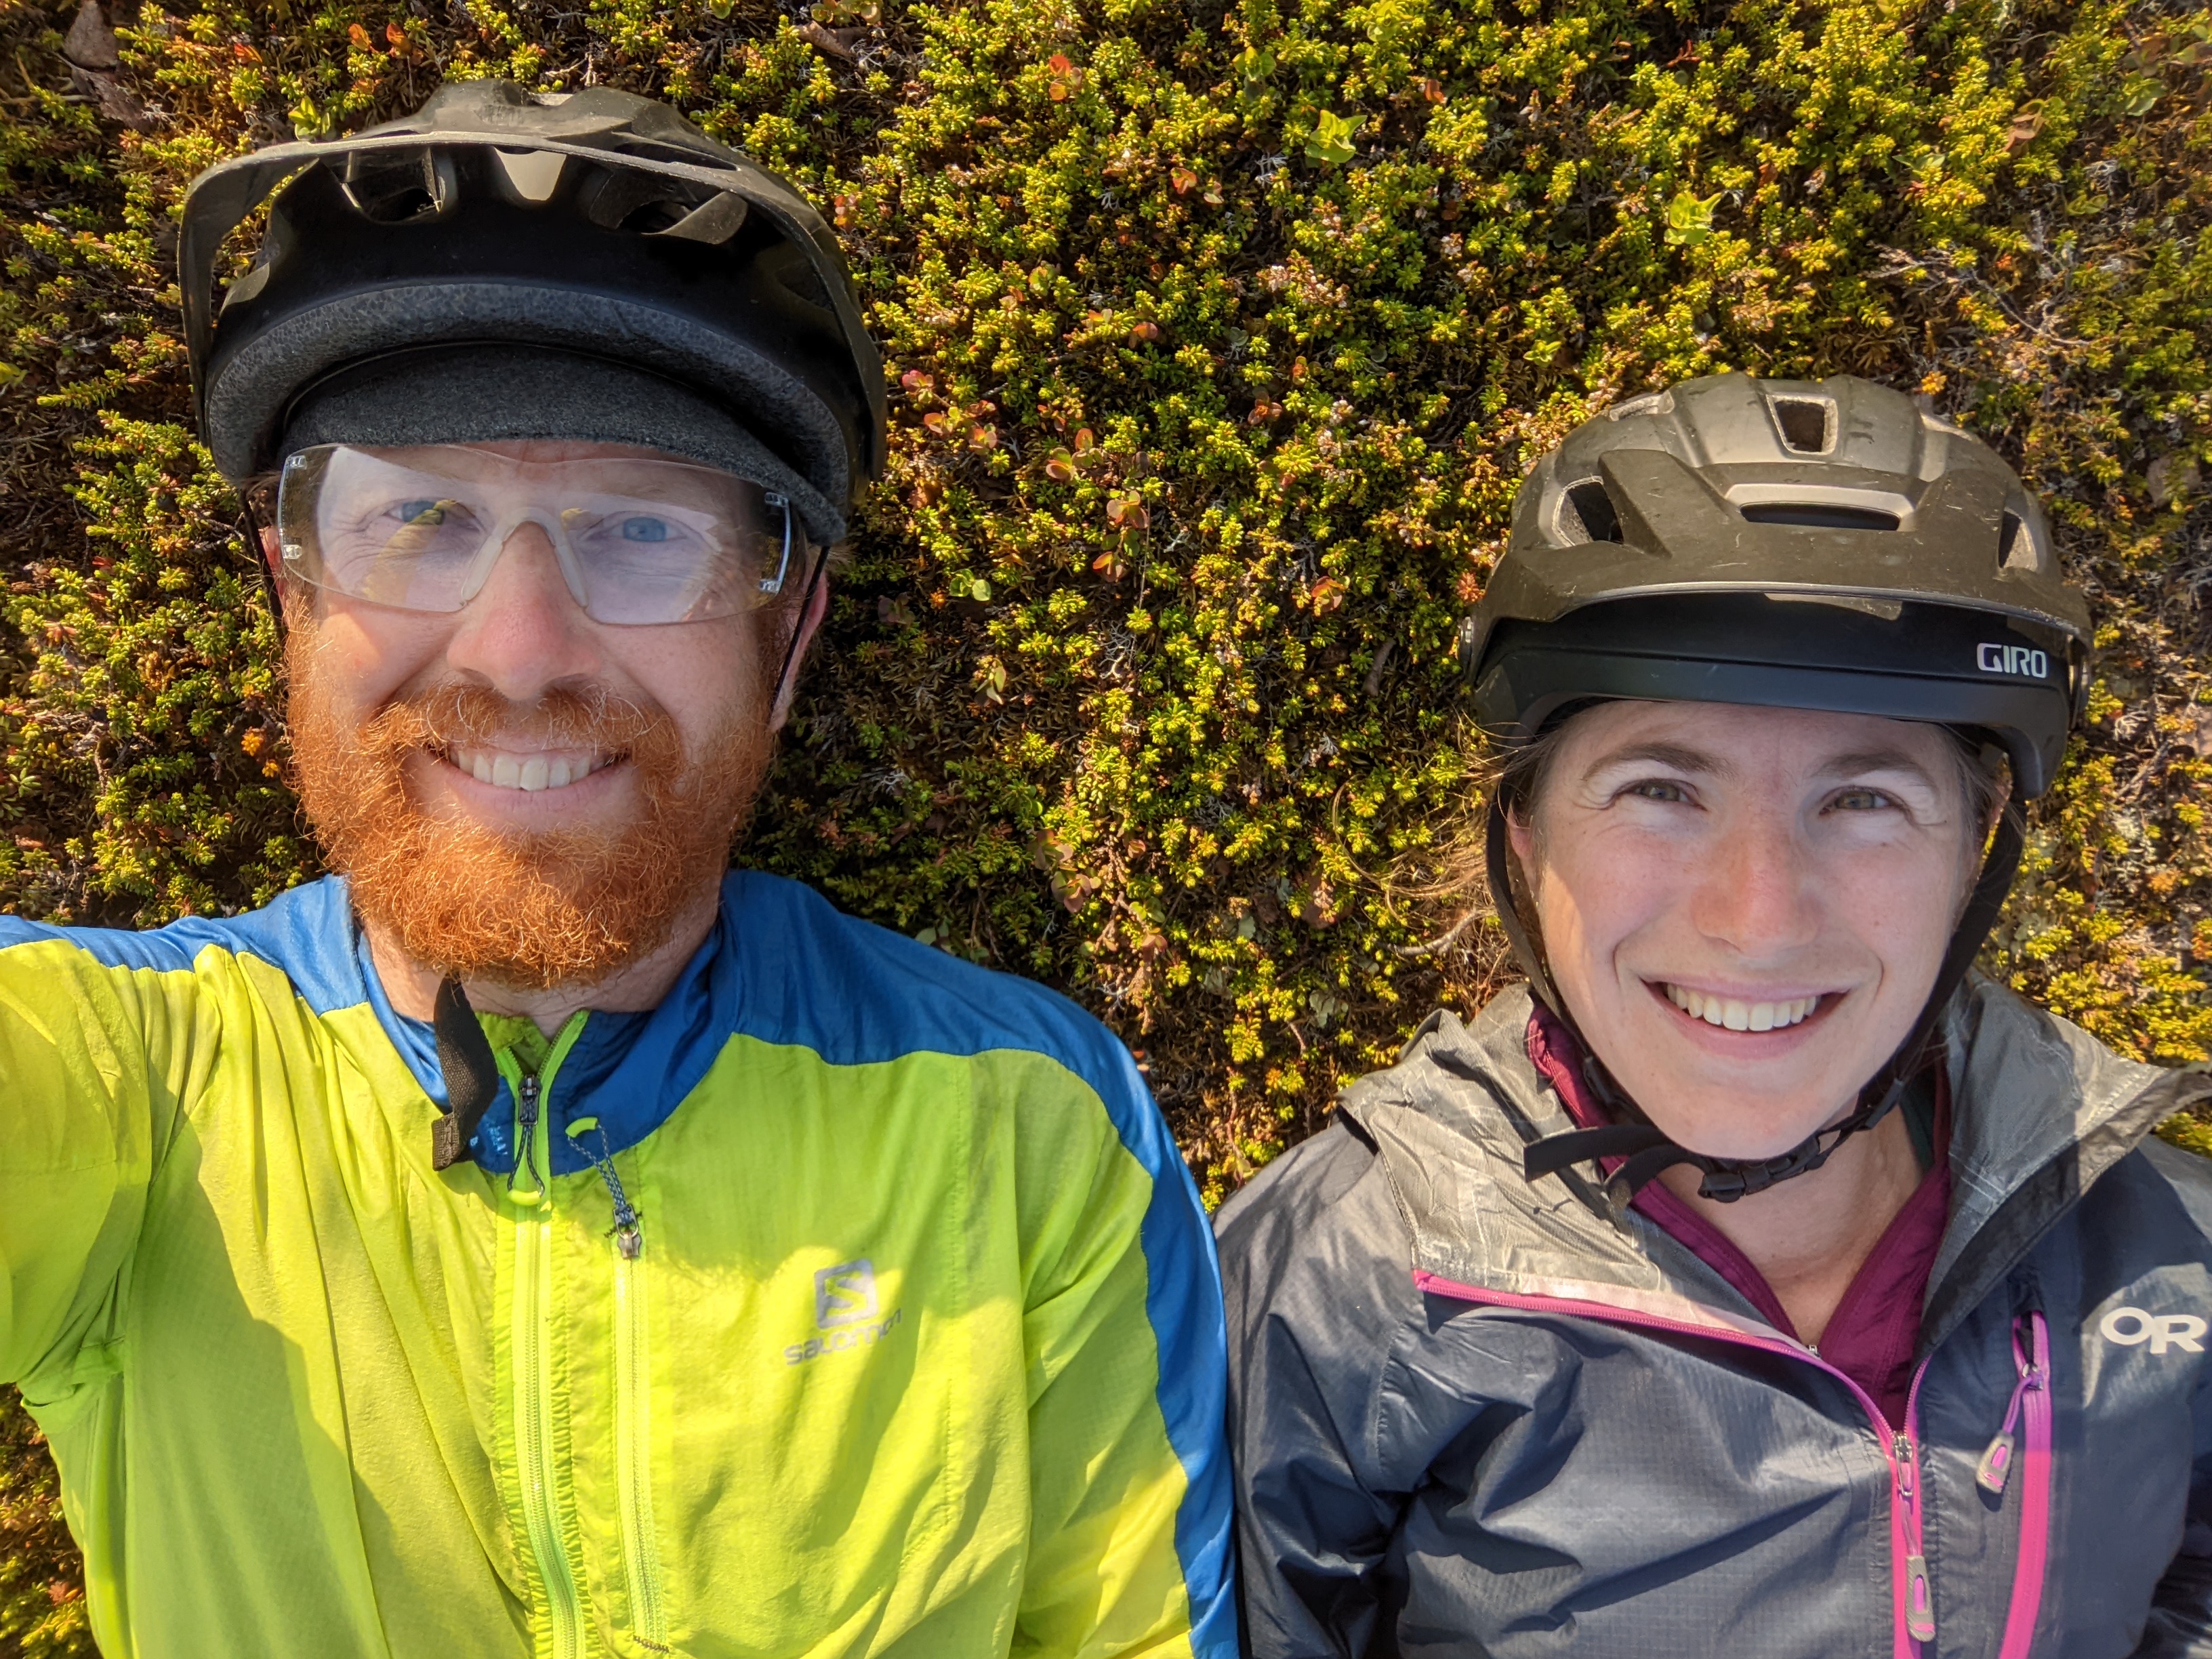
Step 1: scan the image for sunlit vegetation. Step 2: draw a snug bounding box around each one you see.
[5,0,2210,1637]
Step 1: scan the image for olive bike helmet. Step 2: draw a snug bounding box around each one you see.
[1463,373,2093,1206]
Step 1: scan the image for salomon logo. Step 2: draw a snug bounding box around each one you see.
[815,1259,878,1328]
[1978,642,2049,678]
[2100,1305,2208,1354]
[786,1260,905,1367]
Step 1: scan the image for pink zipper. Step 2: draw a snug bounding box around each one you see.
[1412,1271,1936,1658]
[1993,1311,2053,1659]
[1900,1366,1936,1647]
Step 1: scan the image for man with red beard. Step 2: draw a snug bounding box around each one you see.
[0,83,1235,1659]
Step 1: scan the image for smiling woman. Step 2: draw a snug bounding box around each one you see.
[1218,374,2212,1659]
[1510,702,1982,1185]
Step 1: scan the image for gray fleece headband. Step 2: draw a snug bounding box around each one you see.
[277,345,845,546]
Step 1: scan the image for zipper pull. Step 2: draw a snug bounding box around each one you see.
[568,1115,643,1257]
[1975,1431,2015,1494]
[1905,1553,1936,1643]
[1979,1324,2046,1496]
[508,1075,546,1206]
[1894,1432,1915,1500]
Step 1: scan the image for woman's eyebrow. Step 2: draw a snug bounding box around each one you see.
[1816,748,1940,785]
[1580,741,1732,781]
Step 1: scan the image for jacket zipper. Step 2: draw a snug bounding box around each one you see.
[1897,1425,1932,1645]
[1991,1311,2053,1659]
[568,1115,668,1650]
[500,1027,590,1659]
[613,1242,665,1647]
[1412,1272,1935,1658]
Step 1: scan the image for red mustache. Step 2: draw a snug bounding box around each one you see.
[285,649,772,989]
[359,680,681,795]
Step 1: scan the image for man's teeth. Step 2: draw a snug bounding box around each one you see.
[449,747,605,792]
[1664,983,1820,1032]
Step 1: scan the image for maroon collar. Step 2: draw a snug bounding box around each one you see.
[1525,1004,1950,1424]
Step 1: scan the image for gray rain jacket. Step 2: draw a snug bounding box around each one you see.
[1217,979,2212,1658]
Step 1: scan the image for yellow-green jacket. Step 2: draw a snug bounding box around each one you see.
[0,871,1235,1658]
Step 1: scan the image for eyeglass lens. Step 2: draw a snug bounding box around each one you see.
[276,445,792,624]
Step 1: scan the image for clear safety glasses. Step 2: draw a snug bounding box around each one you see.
[274,443,802,625]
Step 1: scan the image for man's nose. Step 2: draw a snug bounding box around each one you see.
[439,523,602,700]
[1687,806,1820,958]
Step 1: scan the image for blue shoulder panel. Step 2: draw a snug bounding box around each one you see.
[0,877,367,1015]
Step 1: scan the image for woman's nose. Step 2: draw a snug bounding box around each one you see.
[439,523,602,700]
[1687,808,1820,957]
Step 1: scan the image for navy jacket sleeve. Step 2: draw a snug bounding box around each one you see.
[1215,1120,1425,1658]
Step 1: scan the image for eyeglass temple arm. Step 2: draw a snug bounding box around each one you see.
[771,521,832,715]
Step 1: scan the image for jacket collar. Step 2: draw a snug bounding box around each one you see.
[361,874,754,1177]
[1924,982,2209,1343]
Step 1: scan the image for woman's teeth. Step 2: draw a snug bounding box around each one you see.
[449,747,605,792]
[1664,983,1820,1032]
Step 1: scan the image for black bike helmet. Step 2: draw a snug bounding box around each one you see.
[1465,373,2095,1206]
[182,79,886,548]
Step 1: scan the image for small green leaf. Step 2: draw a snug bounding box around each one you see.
[1304,109,1362,167]
[0,363,24,390]
[1663,188,1723,247]
[968,577,991,602]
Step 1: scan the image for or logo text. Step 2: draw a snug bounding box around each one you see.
[2100,1305,2207,1355]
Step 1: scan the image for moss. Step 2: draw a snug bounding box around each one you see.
[4,0,2212,1632]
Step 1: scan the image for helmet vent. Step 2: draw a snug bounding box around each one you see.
[651,192,750,246]
[493,147,565,204]
[1561,478,1623,544]
[578,169,726,237]
[1999,510,2037,569]
[340,150,451,224]
[617,198,693,234]
[1771,397,1833,453]
[1739,502,1900,531]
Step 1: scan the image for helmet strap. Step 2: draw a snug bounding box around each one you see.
[1507,792,2026,1208]
[1484,792,1566,1021]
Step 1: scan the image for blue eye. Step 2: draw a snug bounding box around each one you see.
[398,499,446,525]
[621,516,672,544]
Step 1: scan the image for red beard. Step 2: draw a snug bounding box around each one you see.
[285,626,773,989]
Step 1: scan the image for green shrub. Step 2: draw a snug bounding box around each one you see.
[4,0,2211,1636]
[0,1395,87,1656]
